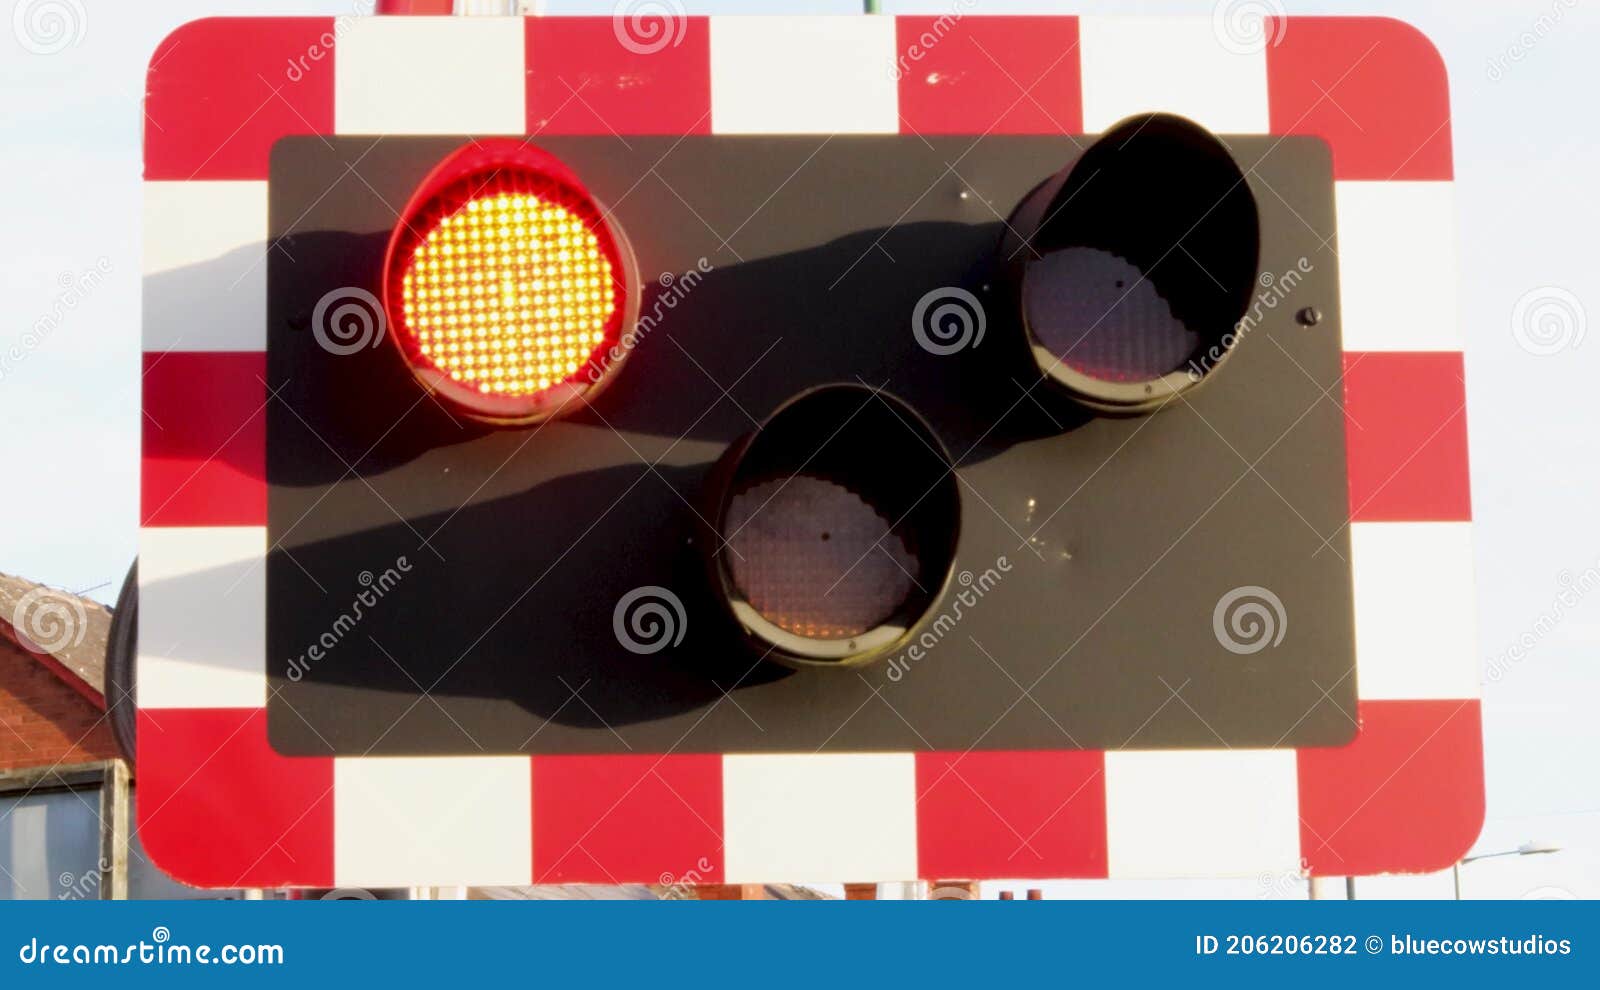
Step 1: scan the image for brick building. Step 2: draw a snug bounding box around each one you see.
[0,574,119,771]
[0,573,130,899]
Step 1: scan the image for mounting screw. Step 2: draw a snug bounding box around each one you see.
[1295,306,1322,327]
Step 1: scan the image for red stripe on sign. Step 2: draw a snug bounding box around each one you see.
[915,750,1108,880]
[1266,17,1453,181]
[145,18,337,181]
[532,754,724,885]
[1297,699,1484,876]
[527,17,712,136]
[896,16,1083,136]
[142,352,268,528]
[137,708,334,888]
[376,1,453,12]
[1343,351,1471,522]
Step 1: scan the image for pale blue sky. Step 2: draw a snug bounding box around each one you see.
[1,0,1595,898]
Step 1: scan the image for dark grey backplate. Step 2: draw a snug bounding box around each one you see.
[265,134,1354,756]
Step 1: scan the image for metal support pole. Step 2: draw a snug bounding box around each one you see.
[1308,876,1353,900]
[97,760,129,900]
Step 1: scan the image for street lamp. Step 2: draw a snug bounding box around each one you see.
[1453,840,1562,899]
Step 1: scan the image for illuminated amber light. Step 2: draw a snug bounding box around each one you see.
[398,190,620,398]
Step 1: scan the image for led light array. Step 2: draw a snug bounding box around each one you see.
[400,191,620,398]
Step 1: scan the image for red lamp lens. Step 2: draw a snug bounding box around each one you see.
[384,143,636,425]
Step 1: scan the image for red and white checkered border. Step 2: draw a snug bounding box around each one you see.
[138,14,1481,888]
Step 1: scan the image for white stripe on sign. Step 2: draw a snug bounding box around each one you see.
[723,753,917,882]
[710,16,899,135]
[1351,521,1480,700]
[335,756,532,887]
[1079,17,1270,134]
[335,16,526,136]
[137,526,268,709]
[143,182,268,353]
[1105,749,1301,878]
[1335,181,1460,351]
